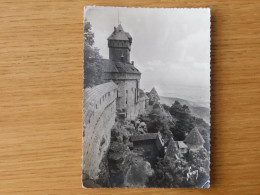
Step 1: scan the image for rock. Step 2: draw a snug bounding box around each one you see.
[124,157,154,187]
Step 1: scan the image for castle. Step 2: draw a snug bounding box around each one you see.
[83,24,146,181]
[82,25,207,185]
[102,24,146,120]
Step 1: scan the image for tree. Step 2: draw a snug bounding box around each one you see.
[151,156,201,188]
[186,147,210,187]
[187,148,209,170]
[84,22,104,88]
[84,22,94,47]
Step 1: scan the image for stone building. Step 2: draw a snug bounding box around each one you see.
[131,132,164,165]
[102,24,145,120]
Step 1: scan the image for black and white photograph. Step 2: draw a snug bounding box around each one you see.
[82,6,211,188]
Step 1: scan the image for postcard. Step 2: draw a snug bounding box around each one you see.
[82,6,211,188]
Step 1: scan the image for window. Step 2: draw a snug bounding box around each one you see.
[108,92,110,96]
[126,90,128,94]
[96,104,97,109]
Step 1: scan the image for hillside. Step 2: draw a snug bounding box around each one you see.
[159,96,210,124]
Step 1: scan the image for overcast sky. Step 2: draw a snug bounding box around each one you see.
[84,7,211,107]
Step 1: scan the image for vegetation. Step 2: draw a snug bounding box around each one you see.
[144,101,210,188]
[84,22,104,88]
[97,98,210,188]
[163,101,210,150]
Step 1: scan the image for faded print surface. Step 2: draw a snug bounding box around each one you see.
[82,6,210,188]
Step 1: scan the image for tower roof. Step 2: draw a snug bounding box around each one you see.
[101,59,140,74]
[150,87,160,99]
[165,138,180,159]
[184,127,205,146]
[150,87,159,95]
[108,24,132,41]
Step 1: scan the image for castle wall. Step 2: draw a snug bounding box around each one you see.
[103,72,145,120]
[116,80,146,120]
[82,82,118,180]
[137,96,146,115]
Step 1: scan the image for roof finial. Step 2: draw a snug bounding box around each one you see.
[118,9,120,25]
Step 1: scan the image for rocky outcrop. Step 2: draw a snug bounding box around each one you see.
[107,121,154,187]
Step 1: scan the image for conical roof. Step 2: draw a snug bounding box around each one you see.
[150,87,160,98]
[165,138,179,159]
[184,127,205,146]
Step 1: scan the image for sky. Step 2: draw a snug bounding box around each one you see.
[84,7,211,107]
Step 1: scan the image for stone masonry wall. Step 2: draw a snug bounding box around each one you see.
[116,79,144,120]
[82,82,118,180]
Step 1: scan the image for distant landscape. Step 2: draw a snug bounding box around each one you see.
[159,96,210,124]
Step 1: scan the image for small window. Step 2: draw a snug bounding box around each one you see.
[96,104,98,109]
[126,90,128,94]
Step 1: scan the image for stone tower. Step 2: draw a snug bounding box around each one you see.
[102,24,144,120]
[107,24,132,63]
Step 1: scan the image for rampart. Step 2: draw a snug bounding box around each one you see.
[82,81,118,180]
